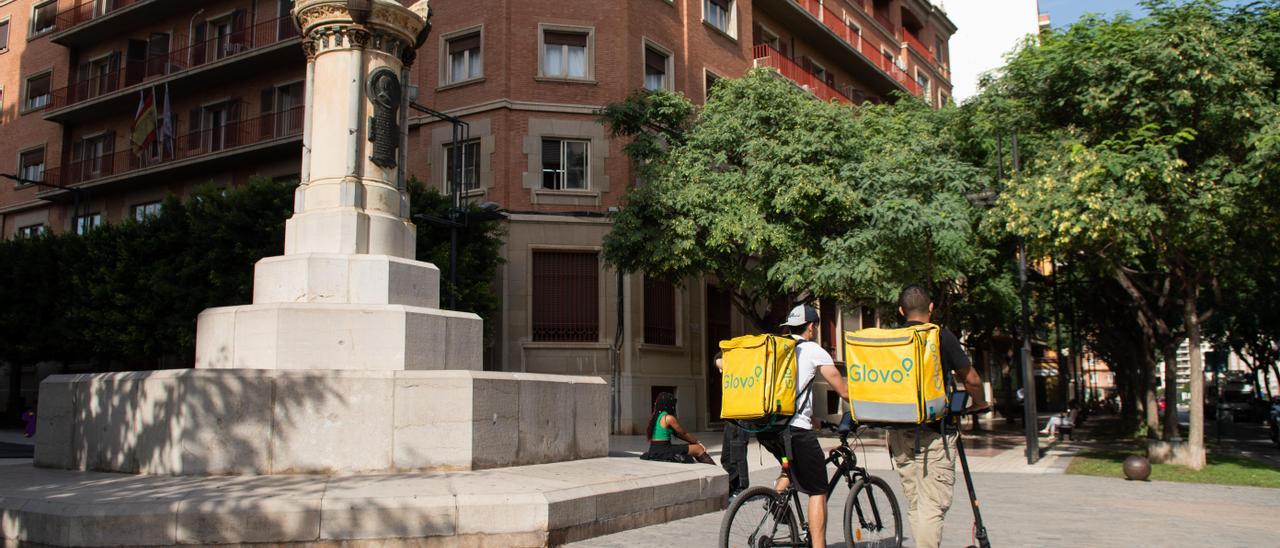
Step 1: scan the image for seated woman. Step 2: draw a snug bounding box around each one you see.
[640,392,715,464]
[1041,400,1079,439]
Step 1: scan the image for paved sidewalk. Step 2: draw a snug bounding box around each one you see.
[570,465,1280,547]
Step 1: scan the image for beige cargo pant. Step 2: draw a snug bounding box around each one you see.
[888,428,958,548]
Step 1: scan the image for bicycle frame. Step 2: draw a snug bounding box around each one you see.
[775,432,887,547]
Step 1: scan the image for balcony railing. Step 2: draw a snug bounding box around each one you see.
[904,31,936,65]
[54,0,151,33]
[43,105,303,187]
[753,44,853,105]
[788,0,922,96]
[47,15,300,111]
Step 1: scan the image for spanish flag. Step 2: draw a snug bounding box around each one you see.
[131,89,158,157]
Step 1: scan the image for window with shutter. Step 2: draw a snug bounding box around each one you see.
[445,139,481,192]
[19,148,46,183]
[643,276,677,345]
[31,1,56,36]
[532,251,599,342]
[187,107,202,151]
[542,29,589,79]
[24,73,51,111]
[703,0,735,36]
[446,32,482,83]
[644,46,668,91]
[0,19,10,51]
[259,88,275,138]
[147,33,170,77]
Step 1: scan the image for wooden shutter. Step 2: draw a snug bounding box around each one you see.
[544,31,586,47]
[226,100,242,147]
[259,88,275,138]
[107,52,121,92]
[75,62,91,101]
[188,107,201,150]
[643,276,677,345]
[71,141,85,182]
[192,23,208,66]
[645,48,666,73]
[448,33,480,54]
[102,131,116,175]
[541,139,561,189]
[147,33,170,76]
[0,21,9,50]
[125,40,147,85]
[231,9,248,46]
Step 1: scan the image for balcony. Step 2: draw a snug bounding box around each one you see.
[764,0,921,98]
[38,105,303,198]
[903,31,934,65]
[43,16,301,124]
[51,0,199,47]
[752,44,854,104]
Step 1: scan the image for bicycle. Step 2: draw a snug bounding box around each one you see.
[718,420,902,548]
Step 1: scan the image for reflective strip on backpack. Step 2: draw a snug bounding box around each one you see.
[850,400,920,423]
[845,335,913,344]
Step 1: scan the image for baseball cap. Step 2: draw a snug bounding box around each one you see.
[780,304,819,327]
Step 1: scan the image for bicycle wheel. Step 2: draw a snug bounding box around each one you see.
[842,475,903,548]
[720,486,801,548]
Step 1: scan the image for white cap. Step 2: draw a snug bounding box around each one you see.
[780,304,819,327]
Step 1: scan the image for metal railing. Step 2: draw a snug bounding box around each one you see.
[47,15,300,111]
[54,0,150,32]
[44,105,303,187]
[753,44,855,104]
[903,31,936,65]
[789,0,927,95]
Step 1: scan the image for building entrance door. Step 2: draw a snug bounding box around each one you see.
[705,284,731,422]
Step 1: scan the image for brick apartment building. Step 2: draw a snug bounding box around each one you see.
[0,0,954,432]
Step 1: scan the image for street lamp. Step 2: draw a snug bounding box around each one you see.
[412,201,504,310]
[966,131,1040,465]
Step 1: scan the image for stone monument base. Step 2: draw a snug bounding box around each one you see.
[0,457,727,546]
[35,370,607,475]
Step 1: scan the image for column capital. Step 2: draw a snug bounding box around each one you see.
[293,0,431,53]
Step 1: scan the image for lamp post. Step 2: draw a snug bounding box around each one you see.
[968,131,1039,465]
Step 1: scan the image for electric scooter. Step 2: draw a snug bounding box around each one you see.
[949,390,993,548]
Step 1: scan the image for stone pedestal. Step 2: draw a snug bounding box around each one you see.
[191,0,477,372]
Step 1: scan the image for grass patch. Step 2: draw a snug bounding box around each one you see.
[1067,450,1280,488]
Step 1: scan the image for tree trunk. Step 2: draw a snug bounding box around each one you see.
[1184,287,1206,470]
[1262,364,1274,401]
[1142,338,1160,439]
[1162,344,1181,440]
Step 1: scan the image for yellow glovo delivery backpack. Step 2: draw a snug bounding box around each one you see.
[844,323,949,425]
[719,334,814,432]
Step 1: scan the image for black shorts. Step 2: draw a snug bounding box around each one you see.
[757,427,828,496]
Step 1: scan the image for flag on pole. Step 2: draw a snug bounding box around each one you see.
[131,89,158,157]
[160,82,174,160]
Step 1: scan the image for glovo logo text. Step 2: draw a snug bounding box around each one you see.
[849,357,913,384]
[724,365,764,391]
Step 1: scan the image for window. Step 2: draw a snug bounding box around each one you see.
[542,30,589,79]
[860,306,876,329]
[446,32,482,83]
[76,133,114,176]
[935,37,947,64]
[938,92,949,108]
[643,276,676,345]
[18,148,44,183]
[541,138,588,190]
[132,201,163,221]
[704,0,735,37]
[644,46,669,91]
[31,0,56,36]
[845,17,862,39]
[705,70,722,101]
[916,71,931,96]
[25,72,51,111]
[75,213,102,235]
[1,18,10,51]
[261,82,303,137]
[17,224,45,239]
[531,251,599,342]
[445,139,480,193]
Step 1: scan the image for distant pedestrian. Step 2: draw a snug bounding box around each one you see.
[21,401,36,438]
[640,392,715,465]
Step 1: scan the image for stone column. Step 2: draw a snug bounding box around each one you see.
[194,0,482,372]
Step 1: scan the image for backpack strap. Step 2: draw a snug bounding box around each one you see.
[793,340,820,420]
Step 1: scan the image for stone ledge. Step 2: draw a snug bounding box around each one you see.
[0,458,727,546]
[35,370,608,475]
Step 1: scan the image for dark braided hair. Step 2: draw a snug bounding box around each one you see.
[646,392,678,440]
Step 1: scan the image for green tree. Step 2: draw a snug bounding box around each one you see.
[979,0,1276,464]
[601,71,987,327]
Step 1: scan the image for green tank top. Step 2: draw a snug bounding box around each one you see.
[652,411,673,441]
